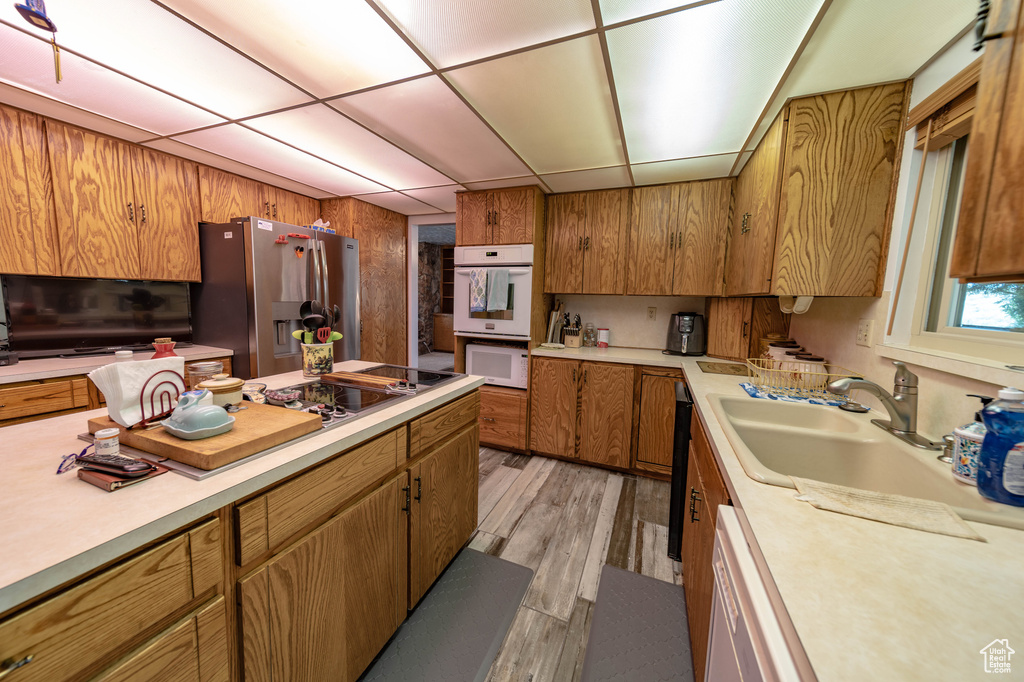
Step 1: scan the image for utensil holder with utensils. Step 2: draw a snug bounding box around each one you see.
[564,328,581,348]
[301,343,333,377]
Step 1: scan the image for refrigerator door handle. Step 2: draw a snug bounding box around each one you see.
[318,239,330,311]
[311,238,323,306]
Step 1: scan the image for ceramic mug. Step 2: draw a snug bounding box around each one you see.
[301,343,333,377]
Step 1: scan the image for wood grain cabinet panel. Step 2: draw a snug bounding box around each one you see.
[953,0,1024,280]
[579,362,633,469]
[673,179,732,296]
[0,377,89,422]
[636,373,679,471]
[456,190,489,246]
[478,385,528,451]
[264,186,319,226]
[529,356,579,459]
[545,189,630,295]
[238,480,403,682]
[627,184,678,295]
[544,193,585,294]
[352,200,407,366]
[409,423,479,606]
[131,147,202,282]
[46,121,141,279]
[0,106,58,276]
[198,166,263,224]
[456,187,542,246]
[409,391,479,458]
[706,296,791,362]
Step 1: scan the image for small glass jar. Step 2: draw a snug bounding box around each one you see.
[186,360,224,390]
[582,323,597,347]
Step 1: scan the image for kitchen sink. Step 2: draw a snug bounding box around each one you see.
[709,394,1024,531]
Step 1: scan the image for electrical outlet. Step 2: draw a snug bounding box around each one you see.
[856,319,874,347]
[647,307,657,321]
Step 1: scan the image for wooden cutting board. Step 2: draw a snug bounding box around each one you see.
[87,402,322,470]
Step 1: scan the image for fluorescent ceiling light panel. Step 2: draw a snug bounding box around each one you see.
[631,153,736,185]
[0,25,225,135]
[3,0,311,119]
[159,0,429,98]
[330,76,532,183]
[0,81,153,142]
[354,192,438,215]
[446,37,624,174]
[540,166,632,193]
[462,176,542,191]
[174,124,386,196]
[245,104,452,190]
[376,0,596,68]
[403,185,465,213]
[599,0,718,28]
[607,0,825,163]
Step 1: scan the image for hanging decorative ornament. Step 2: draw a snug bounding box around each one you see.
[14,0,61,83]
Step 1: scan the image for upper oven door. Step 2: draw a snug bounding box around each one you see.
[454,266,532,337]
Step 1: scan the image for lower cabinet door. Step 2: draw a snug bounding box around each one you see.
[409,423,479,606]
[95,596,229,682]
[529,357,579,458]
[579,362,633,469]
[238,480,403,682]
[636,374,678,470]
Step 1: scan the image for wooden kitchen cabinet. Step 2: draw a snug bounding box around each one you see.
[529,356,632,469]
[706,297,791,362]
[239,479,404,682]
[198,166,263,224]
[456,186,543,246]
[261,185,320,226]
[478,384,528,451]
[130,147,202,281]
[725,82,908,296]
[545,188,630,294]
[0,518,222,682]
[627,180,732,296]
[0,105,58,276]
[953,0,1024,281]
[635,370,683,473]
[682,415,731,682]
[0,376,90,426]
[408,422,479,606]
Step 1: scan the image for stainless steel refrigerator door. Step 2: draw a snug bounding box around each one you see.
[315,233,360,361]
[247,218,315,377]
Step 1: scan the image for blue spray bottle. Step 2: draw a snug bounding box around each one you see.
[977,387,1024,506]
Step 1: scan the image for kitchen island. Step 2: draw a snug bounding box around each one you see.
[532,346,1024,680]
[0,361,483,681]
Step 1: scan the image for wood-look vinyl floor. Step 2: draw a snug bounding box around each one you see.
[473,447,682,682]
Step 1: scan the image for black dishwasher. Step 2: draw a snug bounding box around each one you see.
[667,381,693,561]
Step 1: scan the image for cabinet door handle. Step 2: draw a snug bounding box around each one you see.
[265,201,271,218]
[584,369,588,384]
[584,236,590,250]
[140,204,147,225]
[1,654,36,678]
[742,321,749,338]
[486,210,492,226]
[578,236,583,250]
[741,212,751,234]
[572,368,576,382]
[127,202,134,222]
[689,488,702,522]
[401,485,410,513]
[482,417,496,422]
[414,476,422,501]
[676,231,681,248]
[272,203,278,219]
[669,232,675,248]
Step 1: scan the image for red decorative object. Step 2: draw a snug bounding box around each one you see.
[151,341,177,359]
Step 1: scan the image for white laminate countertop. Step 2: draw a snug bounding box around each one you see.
[0,361,484,615]
[0,345,234,384]
[536,347,1024,680]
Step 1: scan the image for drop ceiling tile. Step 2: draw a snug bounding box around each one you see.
[330,76,532,184]
[607,0,826,163]
[0,25,225,135]
[142,138,331,198]
[245,104,453,190]
[541,166,632,193]
[598,0,711,27]
[446,36,624,175]
[3,0,312,119]
[376,0,596,68]
[462,176,543,191]
[174,124,387,196]
[159,0,429,98]
[631,153,737,185]
[0,82,153,142]
[354,192,437,216]
[403,185,465,213]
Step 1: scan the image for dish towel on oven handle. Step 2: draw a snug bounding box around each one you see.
[468,268,487,313]
[486,268,509,312]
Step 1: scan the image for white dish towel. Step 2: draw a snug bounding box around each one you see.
[486,268,509,312]
[88,357,186,427]
[468,268,487,313]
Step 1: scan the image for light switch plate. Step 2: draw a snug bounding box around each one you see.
[856,319,874,347]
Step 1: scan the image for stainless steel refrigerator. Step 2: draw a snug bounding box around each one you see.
[191,217,359,380]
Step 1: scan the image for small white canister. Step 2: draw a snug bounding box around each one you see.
[952,421,986,485]
[94,427,121,457]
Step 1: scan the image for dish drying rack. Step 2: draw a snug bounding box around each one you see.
[745,358,860,401]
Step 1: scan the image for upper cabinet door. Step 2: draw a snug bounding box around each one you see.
[953,0,1024,280]
[773,83,906,296]
[456,191,489,245]
[544,193,585,294]
[198,166,263,224]
[47,122,140,279]
[583,188,630,295]
[353,201,407,366]
[491,187,535,244]
[131,148,201,282]
[626,184,678,295]
[724,114,786,296]
[274,188,319,227]
[674,179,732,296]
[0,106,58,276]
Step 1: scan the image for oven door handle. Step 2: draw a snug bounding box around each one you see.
[455,268,530,276]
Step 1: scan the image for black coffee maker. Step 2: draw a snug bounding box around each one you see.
[665,312,706,356]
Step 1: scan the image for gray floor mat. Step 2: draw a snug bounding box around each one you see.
[360,548,532,682]
[581,565,693,682]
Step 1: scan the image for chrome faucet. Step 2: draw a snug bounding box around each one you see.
[827,361,943,450]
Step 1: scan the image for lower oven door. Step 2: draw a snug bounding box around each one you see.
[454,266,532,337]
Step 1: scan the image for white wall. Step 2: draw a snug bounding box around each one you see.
[556,294,705,350]
[789,32,1004,439]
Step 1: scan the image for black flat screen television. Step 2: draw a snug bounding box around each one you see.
[2,275,192,357]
